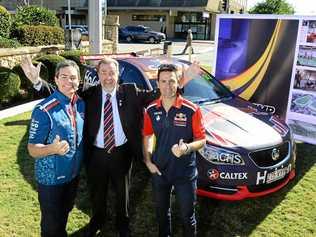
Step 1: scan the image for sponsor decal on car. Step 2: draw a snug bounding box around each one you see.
[83,67,99,89]
[207,169,248,180]
[253,103,276,114]
[256,163,292,185]
[269,116,289,137]
[271,147,280,161]
[207,169,219,180]
[200,145,245,165]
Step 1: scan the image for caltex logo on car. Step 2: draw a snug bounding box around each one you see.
[207,169,220,180]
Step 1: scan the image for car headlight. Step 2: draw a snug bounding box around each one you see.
[198,144,245,165]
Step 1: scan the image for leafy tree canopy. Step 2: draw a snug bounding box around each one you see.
[14,5,59,27]
[249,0,295,14]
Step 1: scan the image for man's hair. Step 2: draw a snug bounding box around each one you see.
[96,57,119,73]
[55,60,80,80]
[157,64,179,81]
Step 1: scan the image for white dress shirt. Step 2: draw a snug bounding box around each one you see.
[94,88,127,148]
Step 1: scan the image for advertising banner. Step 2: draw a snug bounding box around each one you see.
[286,18,316,144]
[214,15,316,144]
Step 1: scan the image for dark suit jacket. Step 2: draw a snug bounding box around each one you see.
[38,81,159,162]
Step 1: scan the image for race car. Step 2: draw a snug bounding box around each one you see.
[81,54,296,201]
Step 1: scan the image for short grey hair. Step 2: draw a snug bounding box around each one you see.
[96,57,119,73]
[55,60,81,80]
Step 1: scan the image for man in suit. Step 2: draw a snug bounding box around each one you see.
[82,58,159,236]
[22,56,200,237]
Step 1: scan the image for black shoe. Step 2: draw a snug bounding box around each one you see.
[84,225,98,237]
[118,228,131,237]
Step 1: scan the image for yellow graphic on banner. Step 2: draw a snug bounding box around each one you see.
[222,20,282,100]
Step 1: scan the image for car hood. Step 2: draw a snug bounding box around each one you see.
[200,102,283,150]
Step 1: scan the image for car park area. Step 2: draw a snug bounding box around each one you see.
[119,25,166,43]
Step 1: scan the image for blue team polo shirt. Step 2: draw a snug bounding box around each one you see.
[28,90,85,185]
[143,95,205,182]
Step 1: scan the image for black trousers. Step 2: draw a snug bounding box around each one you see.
[37,177,79,237]
[87,143,132,236]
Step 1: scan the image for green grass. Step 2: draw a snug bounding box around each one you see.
[0,113,315,237]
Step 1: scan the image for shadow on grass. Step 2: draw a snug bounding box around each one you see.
[5,119,30,126]
[11,121,152,236]
[10,118,315,237]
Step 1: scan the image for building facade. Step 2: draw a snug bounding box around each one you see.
[1,0,247,40]
[106,0,246,40]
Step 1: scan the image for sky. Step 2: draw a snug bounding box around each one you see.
[247,0,316,15]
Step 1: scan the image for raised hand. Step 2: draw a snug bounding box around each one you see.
[51,135,70,156]
[171,139,188,158]
[180,61,202,87]
[21,55,42,84]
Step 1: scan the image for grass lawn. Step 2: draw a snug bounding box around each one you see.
[0,112,315,237]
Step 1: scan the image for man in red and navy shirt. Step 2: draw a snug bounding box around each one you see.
[143,64,206,237]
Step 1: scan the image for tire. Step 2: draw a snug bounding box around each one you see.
[148,36,155,44]
[126,36,132,43]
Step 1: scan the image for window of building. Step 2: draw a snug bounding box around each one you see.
[132,15,166,22]
[174,12,210,40]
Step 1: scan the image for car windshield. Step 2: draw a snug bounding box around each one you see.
[182,70,233,104]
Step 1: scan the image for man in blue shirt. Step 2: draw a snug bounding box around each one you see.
[143,64,206,237]
[28,60,85,237]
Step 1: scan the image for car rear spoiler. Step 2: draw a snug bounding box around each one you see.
[79,52,137,64]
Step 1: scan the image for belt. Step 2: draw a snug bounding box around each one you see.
[93,142,128,154]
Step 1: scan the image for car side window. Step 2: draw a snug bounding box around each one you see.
[118,61,148,89]
[118,62,126,78]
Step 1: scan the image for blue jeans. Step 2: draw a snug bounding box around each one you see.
[37,177,79,237]
[152,175,197,237]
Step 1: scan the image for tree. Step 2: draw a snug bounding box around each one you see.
[13,5,59,28]
[0,5,11,38]
[248,0,295,14]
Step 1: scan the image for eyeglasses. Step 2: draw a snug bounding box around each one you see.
[58,75,78,81]
[158,64,177,72]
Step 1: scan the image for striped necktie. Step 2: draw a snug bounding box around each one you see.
[103,93,115,153]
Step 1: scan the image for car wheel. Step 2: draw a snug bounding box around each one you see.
[148,37,155,44]
[126,36,132,43]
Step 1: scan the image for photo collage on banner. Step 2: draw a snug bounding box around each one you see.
[286,18,316,144]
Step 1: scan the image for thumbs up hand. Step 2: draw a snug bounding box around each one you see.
[171,139,189,158]
[51,135,70,156]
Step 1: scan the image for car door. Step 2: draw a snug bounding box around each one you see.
[128,26,137,39]
[137,27,148,41]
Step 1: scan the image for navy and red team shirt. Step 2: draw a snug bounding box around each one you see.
[143,95,205,182]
